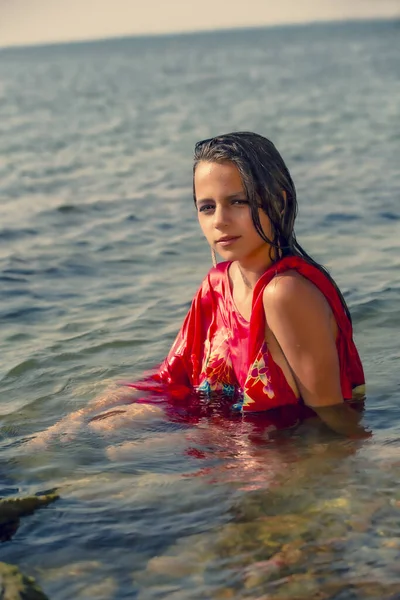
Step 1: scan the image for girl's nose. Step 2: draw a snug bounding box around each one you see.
[213,205,230,228]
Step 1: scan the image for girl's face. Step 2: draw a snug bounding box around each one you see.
[194,160,273,264]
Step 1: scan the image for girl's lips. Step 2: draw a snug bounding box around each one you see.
[216,236,240,247]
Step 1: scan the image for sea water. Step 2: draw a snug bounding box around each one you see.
[0,19,399,599]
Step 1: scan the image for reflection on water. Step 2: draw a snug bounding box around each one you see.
[2,397,399,599]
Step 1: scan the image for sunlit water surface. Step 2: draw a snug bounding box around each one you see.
[0,20,399,599]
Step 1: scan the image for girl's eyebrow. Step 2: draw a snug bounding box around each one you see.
[196,192,246,204]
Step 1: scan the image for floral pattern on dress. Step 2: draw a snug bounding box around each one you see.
[197,327,237,395]
[242,342,275,409]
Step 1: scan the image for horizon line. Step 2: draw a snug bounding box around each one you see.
[1,15,398,52]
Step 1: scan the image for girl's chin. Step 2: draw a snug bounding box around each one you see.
[216,246,273,266]
[216,249,240,260]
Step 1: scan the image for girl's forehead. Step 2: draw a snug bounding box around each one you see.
[194,161,243,188]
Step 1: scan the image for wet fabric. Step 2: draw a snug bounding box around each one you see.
[128,256,365,413]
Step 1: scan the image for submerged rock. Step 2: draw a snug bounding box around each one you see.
[0,492,59,542]
[0,562,49,599]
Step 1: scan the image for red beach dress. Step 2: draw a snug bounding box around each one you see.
[129,256,365,413]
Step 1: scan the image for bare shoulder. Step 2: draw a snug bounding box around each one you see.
[264,269,330,311]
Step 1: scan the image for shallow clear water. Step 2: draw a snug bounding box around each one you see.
[0,19,400,599]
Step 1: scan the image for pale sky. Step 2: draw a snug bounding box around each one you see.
[0,0,399,48]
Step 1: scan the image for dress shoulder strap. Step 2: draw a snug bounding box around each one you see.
[248,256,352,370]
[247,256,364,399]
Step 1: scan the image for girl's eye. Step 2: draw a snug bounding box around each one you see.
[198,204,214,213]
[197,199,248,213]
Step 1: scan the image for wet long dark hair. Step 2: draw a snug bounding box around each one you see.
[193,131,351,321]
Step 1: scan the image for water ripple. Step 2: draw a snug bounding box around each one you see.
[0,20,399,600]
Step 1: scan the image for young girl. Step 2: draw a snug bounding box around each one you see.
[120,131,367,438]
[31,132,367,446]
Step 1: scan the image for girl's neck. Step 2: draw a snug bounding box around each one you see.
[236,255,275,290]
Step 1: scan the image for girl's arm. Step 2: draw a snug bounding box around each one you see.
[263,271,369,437]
